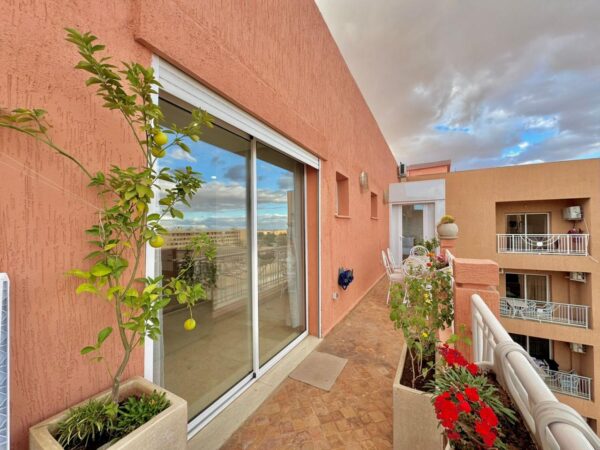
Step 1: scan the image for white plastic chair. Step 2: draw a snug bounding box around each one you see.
[382,250,404,304]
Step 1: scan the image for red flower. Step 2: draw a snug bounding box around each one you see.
[480,405,499,427]
[467,363,479,375]
[458,400,471,413]
[475,419,491,437]
[464,387,480,402]
[447,431,461,441]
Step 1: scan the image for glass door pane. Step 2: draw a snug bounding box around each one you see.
[526,214,548,234]
[402,204,424,258]
[526,275,548,301]
[256,142,306,366]
[159,100,253,420]
[506,214,525,234]
[505,273,524,298]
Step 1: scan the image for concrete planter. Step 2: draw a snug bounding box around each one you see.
[437,223,458,240]
[393,344,444,450]
[30,377,187,450]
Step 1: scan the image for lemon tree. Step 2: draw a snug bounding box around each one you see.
[0,29,214,403]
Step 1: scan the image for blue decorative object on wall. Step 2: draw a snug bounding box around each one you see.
[338,268,354,290]
[0,274,8,449]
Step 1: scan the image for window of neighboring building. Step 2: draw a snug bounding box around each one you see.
[371,192,378,219]
[505,273,549,301]
[506,213,549,234]
[510,333,553,360]
[336,172,349,216]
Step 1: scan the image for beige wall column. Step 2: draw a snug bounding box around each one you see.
[453,258,500,361]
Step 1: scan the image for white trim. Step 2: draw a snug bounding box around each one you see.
[303,165,309,341]
[250,138,260,374]
[318,169,322,338]
[0,273,9,450]
[156,58,319,169]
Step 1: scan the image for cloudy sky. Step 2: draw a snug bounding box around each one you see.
[316,1,600,170]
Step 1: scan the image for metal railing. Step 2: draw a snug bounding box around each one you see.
[543,368,592,400]
[167,246,289,313]
[497,234,589,256]
[500,297,590,328]
[471,294,599,449]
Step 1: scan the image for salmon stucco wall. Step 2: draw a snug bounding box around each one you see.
[1,0,398,446]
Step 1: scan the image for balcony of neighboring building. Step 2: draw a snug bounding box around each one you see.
[495,199,590,257]
[499,271,592,329]
[508,332,594,402]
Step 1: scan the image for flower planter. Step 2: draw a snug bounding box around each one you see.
[437,223,458,240]
[393,344,444,450]
[29,377,187,450]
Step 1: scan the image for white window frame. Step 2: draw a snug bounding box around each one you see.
[505,212,550,234]
[145,56,319,438]
[505,272,550,302]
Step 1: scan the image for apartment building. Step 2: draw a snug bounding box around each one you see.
[390,158,600,430]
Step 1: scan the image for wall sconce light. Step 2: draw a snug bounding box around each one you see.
[359,171,369,191]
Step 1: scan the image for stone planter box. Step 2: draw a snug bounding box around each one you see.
[393,344,444,450]
[30,377,187,450]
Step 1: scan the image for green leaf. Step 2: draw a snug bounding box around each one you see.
[76,283,98,295]
[90,263,112,277]
[67,269,90,279]
[80,346,96,355]
[97,327,113,344]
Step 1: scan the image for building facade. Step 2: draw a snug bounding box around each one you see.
[393,159,600,431]
[0,1,398,446]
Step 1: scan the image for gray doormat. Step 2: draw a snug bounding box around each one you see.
[289,351,348,391]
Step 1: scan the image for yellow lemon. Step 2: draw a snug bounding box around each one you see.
[149,235,164,248]
[184,318,196,331]
[154,132,168,146]
[151,147,166,158]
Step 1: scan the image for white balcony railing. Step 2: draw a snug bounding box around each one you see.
[500,297,590,328]
[543,368,592,400]
[497,233,589,255]
[471,294,600,449]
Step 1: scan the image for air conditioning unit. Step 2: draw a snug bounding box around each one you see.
[563,206,583,221]
[398,163,407,179]
[569,272,587,283]
[570,343,585,354]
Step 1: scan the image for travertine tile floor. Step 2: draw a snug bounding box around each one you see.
[221,278,403,449]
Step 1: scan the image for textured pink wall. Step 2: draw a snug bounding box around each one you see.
[1,1,398,446]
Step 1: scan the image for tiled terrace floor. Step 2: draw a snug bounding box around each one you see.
[221,278,403,449]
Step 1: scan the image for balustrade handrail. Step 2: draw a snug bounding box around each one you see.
[471,294,599,449]
[497,233,589,256]
[499,297,590,328]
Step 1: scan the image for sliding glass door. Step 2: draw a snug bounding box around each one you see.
[156,97,307,424]
[256,143,306,366]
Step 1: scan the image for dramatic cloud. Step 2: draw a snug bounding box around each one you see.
[316,0,600,170]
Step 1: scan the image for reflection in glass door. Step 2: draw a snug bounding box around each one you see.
[159,99,253,421]
[256,143,306,366]
[156,97,307,425]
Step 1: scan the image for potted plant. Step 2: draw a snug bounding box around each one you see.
[389,254,454,449]
[430,345,537,449]
[437,215,459,240]
[1,29,214,449]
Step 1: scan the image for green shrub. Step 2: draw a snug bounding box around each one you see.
[55,400,117,449]
[114,391,170,435]
[439,214,455,224]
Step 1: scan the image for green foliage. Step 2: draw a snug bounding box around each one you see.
[389,259,454,388]
[55,399,117,449]
[439,214,455,225]
[415,237,440,253]
[114,391,170,436]
[0,28,214,404]
[55,392,170,448]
